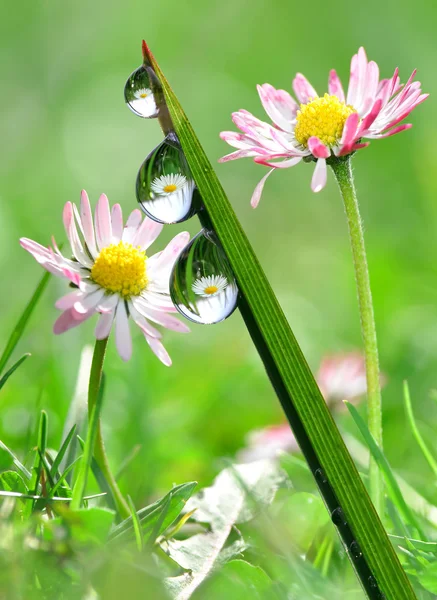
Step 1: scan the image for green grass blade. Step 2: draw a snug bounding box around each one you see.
[76,435,117,511]
[24,410,48,517]
[0,439,32,480]
[346,401,424,538]
[50,425,77,479]
[127,495,144,552]
[49,457,81,497]
[403,381,437,478]
[0,271,50,375]
[0,353,31,392]
[143,41,417,599]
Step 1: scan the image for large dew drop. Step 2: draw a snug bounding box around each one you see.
[136,135,201,224]
[170,229,238,324]
[124,65,160,118]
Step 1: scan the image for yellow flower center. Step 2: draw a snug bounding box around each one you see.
[163,184,177,193]
[204,285,218,295]
[90,241,148,298]
[294,94,356,148]
[140,93,148,98]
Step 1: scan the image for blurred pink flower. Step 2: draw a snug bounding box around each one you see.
[20,191,190,363]
[220,47,428,206]
[239,351,386,461]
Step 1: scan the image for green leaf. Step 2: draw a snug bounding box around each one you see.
[163,461,283,599]
[403,381,437,478]
[346,401,424,538]
[0,354,30,392]
[144,42,417,600]
[276,492,330,552]
[390,535,437,554]
[44,507,115,545]
[192,560,273,600]
[110,481,197,543]
[418,562,437,594]
[0,470,27,494]
[0,271,50,375]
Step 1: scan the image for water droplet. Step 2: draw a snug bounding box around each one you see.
[136,135,201,224]
[124,65,161,118]
[170,229,239,324]
[368,576,378,588]
[349,541,362,559]
[314,468,328,485]
[331,507,347,526]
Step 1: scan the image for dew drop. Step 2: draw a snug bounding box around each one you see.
[124,65,161,118]
[170,229,239,324]
[368,576,378,589]
[136,135,201,224]
[314,468,328,485]
[349,540,363,560]
[331,507,347,526]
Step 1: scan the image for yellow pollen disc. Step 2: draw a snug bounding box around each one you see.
[140,93,148,98]
[204,285,218,295]
[163,184,177,193]
[294,93,356,148]
[90,241,148,298]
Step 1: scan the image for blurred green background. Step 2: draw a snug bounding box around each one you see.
[1,0,436,509]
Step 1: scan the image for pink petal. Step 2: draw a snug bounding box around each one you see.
[338,113,360,156]
[55,290,84,310]
[132,217,163,251]
[254,156,302,169]
[80,190,98,257]
[218,149,263,163]
[149,232,190,274]
[347,47,368,108]
[328,70,345,103]
[129,301,162,338]
[97,294,119,313]
[135,302,190,333]
[357,99,383,136]
[292,73,317,104]
[145,336,172,367]
[111,204,123,243]
[53,308,92,334]
[62,268,82,286]
[95,194,112,249]
[250,169,274,209]
[122,209,142,244]
[95,310,115,340]
[366,123,412,139]
[257,84,297,132]
[74,289,105,314]
[307,137,330,159]
[63,202,93,267]
[311,159,327,193]
[115,301,132,361]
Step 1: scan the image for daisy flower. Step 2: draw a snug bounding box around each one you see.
[192,274,228,297]
[129,87,157,118]
[220,47,428,206]
[146,173,195,223]
[20,191,190,363]
[237,424,300,463]
[316,351,387,407]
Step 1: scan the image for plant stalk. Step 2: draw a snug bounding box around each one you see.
[72,337,130,518]
[331,157,383,517]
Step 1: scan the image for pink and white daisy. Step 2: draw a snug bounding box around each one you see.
[220,47,428,207]
[316,351,386,407]
[20,191,190,363]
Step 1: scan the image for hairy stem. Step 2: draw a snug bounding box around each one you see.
[331,157,383,517]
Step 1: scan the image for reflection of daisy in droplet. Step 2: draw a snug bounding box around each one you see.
[145,174,195,223]
[151,173,187,196]
[129,87,158,118]
[134,87,152,100]
[192,275,228,297]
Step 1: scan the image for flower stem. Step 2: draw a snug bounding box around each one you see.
[72,337,130,518]
[331,157,383,517]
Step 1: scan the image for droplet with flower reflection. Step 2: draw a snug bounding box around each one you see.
[170,229,238,324]
[124,65,160,118]
[136,135,201,224]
